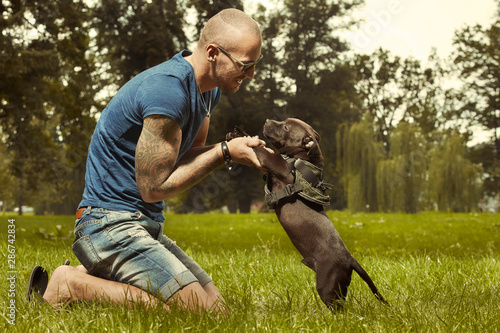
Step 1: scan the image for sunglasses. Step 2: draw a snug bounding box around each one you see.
[217,46,263,73]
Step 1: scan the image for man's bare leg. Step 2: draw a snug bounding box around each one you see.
[43,265,164,309]
[43,265,226,314]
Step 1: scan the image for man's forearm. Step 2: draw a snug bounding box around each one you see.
[136,114,265,203]
[136,115,225,203]
[150,144,225,201]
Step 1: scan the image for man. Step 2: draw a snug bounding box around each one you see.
[28,8,265,314]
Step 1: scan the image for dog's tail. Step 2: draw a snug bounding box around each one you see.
[351,259,389,306]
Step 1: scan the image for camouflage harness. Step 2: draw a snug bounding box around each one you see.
[264,155,333,208]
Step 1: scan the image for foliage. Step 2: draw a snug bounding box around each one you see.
[428,133,483,212]
[0,0,498,214]
[352,49,455,151]
[92,0,188,87]
[338,115,483,213]
[0,0,98,214]
[0,145,15,210]
[468,142,500,197]
[337,113,382,212]
[453,17,500,198]
[377,122,427,213]
[453,21,500,148]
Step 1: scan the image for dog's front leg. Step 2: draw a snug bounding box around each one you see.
[253,147,294,184]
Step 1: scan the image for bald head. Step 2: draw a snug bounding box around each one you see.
[198,8,261,51]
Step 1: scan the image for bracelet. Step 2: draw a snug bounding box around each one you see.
[221,141,233,171]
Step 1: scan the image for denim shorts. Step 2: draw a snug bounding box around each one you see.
[72,207,211,301]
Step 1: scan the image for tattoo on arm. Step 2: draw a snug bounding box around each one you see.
[136,115,180,201]
[135,115,224,202]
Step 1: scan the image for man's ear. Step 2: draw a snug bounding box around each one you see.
[206,44,218,61]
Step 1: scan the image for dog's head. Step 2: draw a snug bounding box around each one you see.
[263,118,323,167]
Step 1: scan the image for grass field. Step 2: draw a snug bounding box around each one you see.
[1,211,499,332]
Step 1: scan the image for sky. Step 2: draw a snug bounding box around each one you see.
[343,0,498,144]
[344,0,498,62]
[249,0,498,61]
[249,0,498,144]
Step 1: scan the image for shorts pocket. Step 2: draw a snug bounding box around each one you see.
[72,234,102,274]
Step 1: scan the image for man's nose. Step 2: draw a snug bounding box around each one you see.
[243,66,256,79]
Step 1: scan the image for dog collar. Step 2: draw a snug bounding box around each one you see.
[264,155,333,208]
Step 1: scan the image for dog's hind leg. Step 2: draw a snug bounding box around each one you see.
[314,260,352,310]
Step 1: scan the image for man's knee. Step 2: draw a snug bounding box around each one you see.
[49,265,87,295]
[44,265,81,305]
[51,265,74,281]
[52,264,87,279]
[75,265,89,274]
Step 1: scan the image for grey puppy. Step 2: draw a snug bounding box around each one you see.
[227,118,388,309]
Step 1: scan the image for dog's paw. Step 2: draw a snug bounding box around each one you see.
[226,126,250,141]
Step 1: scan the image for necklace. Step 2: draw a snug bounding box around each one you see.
[198,85,213,118]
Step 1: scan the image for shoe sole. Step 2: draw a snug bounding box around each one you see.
[26,265,48,303]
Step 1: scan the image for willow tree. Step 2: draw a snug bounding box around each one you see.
[428,133,483,212]
[337,114,382,212]
[376,122,427,213]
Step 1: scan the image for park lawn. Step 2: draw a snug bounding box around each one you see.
[0,211,499,332]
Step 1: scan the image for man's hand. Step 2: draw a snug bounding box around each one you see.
[226,136,269,170]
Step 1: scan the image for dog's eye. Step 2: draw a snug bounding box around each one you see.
[283,124,289,131]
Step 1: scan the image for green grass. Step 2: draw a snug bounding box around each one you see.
[1,211,499,332]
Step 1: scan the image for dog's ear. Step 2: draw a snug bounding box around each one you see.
[303,135,322,162]
[226,126,250,141]
[313,129,320,143]
[234,126,250,137]
[303,136,316,150]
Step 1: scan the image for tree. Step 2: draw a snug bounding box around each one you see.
[213,0,365,211]
[43,0,100,214]
[352,49,451,152]
[351,49,403,151]
[376,122,426,213]
[428,133,483,212]
[453,15,500,197]
[278,0,362,129]
[92,0,188,87]
[0,144,15,212]
[1,2,52,213]
[337,113,382,212]
[467,142,499,198]
[0,0,98,214]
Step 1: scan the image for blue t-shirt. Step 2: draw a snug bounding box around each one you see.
[79,50,221,222]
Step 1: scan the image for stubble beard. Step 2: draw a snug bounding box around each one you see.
[216,71,245,94]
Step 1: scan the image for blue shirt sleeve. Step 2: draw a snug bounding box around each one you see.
[135,74,189,128]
